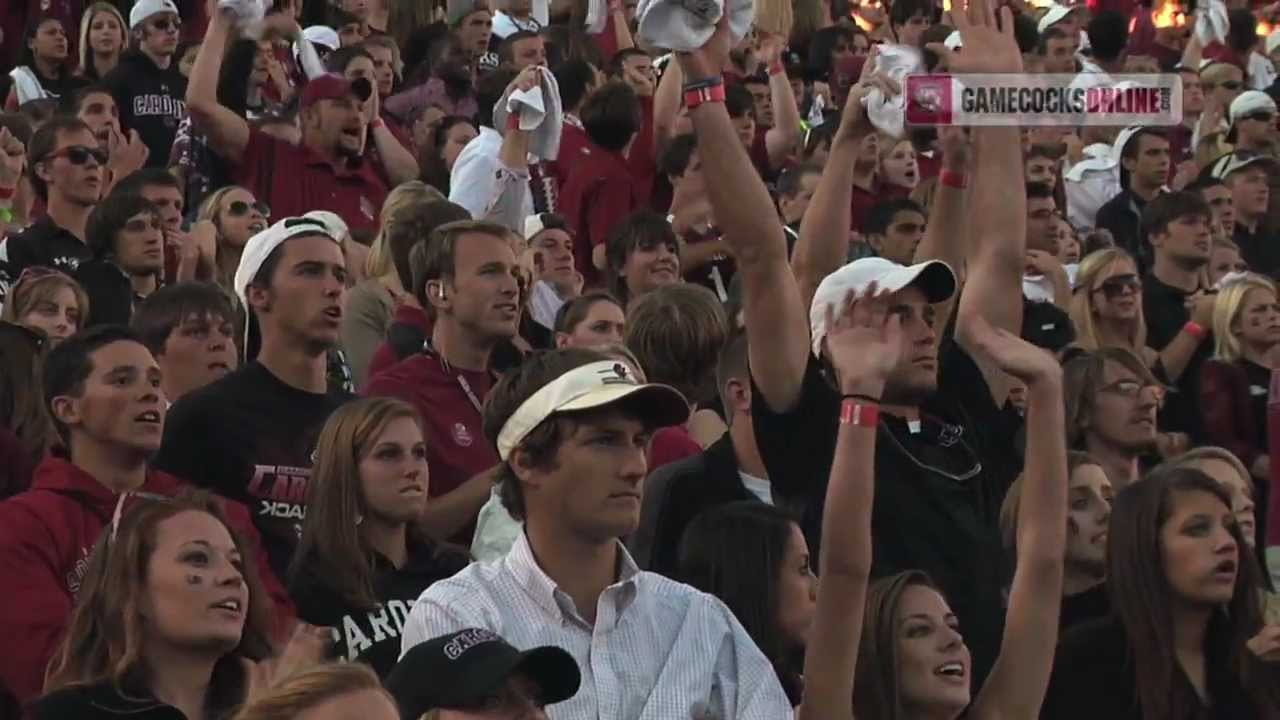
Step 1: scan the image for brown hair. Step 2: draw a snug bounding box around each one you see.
[999,450,1100,553]
[45,491,274,714]
[0,322,55,478]
[624,284,727,405]
[1062,347,1162,450]
[0,269,90,332]
[1108,467,1280,719]
[553,291,623,335]
[481,348,612,521]
[852,570,940,720]
[230,662,393,720]
[289,397,424,609]
[411,219,513,316]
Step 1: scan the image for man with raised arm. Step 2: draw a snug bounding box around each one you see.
[684,5,1028,689]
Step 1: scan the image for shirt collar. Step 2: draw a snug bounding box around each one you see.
[505,531,641,624]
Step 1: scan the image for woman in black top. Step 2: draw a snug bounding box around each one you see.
[999,451,1113,630]
[33,492,275,720]
[6,18,87,110]
[288,397,468,678]
[1044,467,1280,720]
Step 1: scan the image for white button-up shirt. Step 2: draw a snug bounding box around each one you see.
[401,533,794,720]
[449,126,534,232]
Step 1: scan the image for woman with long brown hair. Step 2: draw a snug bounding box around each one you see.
[33,491,276,720]
[1044,467,1280,719]
[0,322,54,498]
[287,397,467,678]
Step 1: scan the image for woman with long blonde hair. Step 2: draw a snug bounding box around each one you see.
[193,186,270,294]
[76,3,125,81]
[231,663,398,720]
[34,491,275,720]
[1068,247,1158,367]
[0,268,89,347]
[1198,274,1280,533]
[287,397,466,678]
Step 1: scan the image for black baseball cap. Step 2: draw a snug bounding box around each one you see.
[385,628,581,717]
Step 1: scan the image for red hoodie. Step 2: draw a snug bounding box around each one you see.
[0,457,294,707]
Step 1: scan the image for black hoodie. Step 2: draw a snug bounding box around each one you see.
[102,51,188,168]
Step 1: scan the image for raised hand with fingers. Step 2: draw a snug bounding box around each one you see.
[824,283,904,394]
[837,69,901,143]
[107,128,149,183]
[964,314,1061,386]
[925,0,1022,73]
[675,15,733,82]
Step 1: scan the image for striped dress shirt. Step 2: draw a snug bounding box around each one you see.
[400,533,794,720]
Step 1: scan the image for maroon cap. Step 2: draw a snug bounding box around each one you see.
[299,73,373,109]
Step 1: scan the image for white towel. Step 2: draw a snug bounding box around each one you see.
[864,44,920,139]
[493,66,564,161]
[636,0,754,52]
[8,67,48,105]
[586,0,609,33]
[1195,0,1229,47]
[218,0,268,33]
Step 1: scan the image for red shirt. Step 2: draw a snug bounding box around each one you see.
[549,121,593,196]
[627,96,658,208]
[559,146,641,288]
[365,304,433,383]
[233,128,389,234]
[851,183,878,232]
[649,426,701,471]
[363,352,496,543]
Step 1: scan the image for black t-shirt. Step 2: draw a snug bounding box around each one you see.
[1235,223,1280,279]
[153,362,352,577]
[1059,582,1109,632]
[1142,272,1213,441]
[0,217,93,302]
[289,543,468,678]
[750,334,1024,689]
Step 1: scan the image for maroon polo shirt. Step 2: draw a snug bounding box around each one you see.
[851,183,878,233]
[627,96,658,208]
[363,351,496,543]
[549,122,593,195]
[233,128,389,233]
[559,145,640,288]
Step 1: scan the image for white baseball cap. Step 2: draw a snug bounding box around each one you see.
[1111,124,1143,162]
[303,209,350,243]
[233,216,340,309]
[943,31,962,50]
[129,0,180,29]
[1037,4,1075,34]
[1229,90,1277,126]
[809,257,957,357]
[1208,151,1278,180]
[301,25,340,52]
[494,360,689,461]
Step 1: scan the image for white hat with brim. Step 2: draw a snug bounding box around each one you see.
[129,0,180,29]
[233,216,340,310]
[1229,90,1277,127]
[944,31,962,50]
[301,25,340,51]
[809,257,957,357]
[495,360,689,461]
[1111,124,1143,162]
[1209,151,1279,180]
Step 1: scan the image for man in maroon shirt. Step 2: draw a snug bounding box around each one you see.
[185,5,397,234]
[364,219,521,544]
[547,59,601,194]
[558,81,643,288]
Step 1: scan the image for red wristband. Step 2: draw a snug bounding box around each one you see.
[506,112,521,130]
[0,186,14,200]
[768,61,785,76]
[840,399,880,427]
[939,169,968,189]
[1183,320,1206,339]
[684,83,726,110]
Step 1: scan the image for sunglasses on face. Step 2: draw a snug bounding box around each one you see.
[1220,81,1244,91]
[44,145,107,166]
[1094,274,1141,299]
[150,17,181,31]
[226,200,270,218]
[1243,112,1275,123]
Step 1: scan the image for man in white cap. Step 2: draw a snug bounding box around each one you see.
[101,0,186,168]
[1228,90,1277,154]
[154,215,352,578]
[679,4,1027,691]
[400,348,793,719]
[1211,150,1280,275]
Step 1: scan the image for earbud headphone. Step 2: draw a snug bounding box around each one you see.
[435,285,446,300]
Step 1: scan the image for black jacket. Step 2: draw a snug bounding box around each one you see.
[102,51,187,168]
[31,683,187,720]
[628,433,755,575]
[1095,188,1153,272]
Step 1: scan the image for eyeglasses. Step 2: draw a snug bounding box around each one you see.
[1092,273,1141,299]
[1098,378,1165,404]
[42,145,107,166]
[226,200,270,218]
[150,17,181,31]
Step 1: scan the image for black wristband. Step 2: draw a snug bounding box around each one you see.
[842,393,881,404]
[682,75,724,92]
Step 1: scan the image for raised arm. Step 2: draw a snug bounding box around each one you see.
[928,0,1026,406]
[798,287,902,720]
[912,125,971,336]
[653,56,683,149]
[365,87,420,185]
[760,34,802,170]
[792,57,884,310]
[186,3,251,161]
[964,317,1067,720]
[679,20,810,412]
